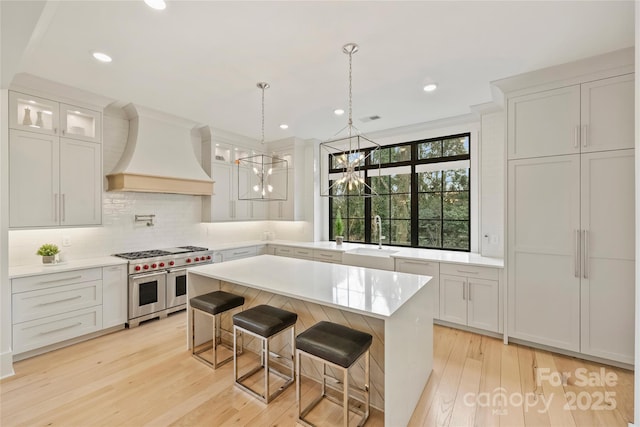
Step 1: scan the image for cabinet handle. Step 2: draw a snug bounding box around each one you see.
[39,275,82,284]
[462,283,466,300]
[574,126,579,148]
[456,270,479,275]
[233,250,249,256]
[317,253,333,258]
[468,283,471,301]
[37,295,82,306]
[582,125,588,147]
[37,322,82,335]
[574,230,580,278]
[54,193,58,222]
[62,129,66,136]
[53,128,58,134]
[62,194,66,222]
[583,230,589,279]
[401,260,433,266]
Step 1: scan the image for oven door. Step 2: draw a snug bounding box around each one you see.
[166,268,187,309]
[129,271,167,320]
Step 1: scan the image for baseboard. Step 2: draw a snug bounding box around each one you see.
[1,349,15,379]
[433,319,504,340]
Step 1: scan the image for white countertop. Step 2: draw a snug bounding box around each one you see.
[9,256,127,279]
[188,254,432,319]
[268,240,504,268]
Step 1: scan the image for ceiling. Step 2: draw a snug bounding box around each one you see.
[6,0,635,142]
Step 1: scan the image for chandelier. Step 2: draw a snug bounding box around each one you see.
[237,82,288,201]
[320,43,381,198]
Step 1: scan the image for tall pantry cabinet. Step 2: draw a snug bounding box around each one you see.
[506,72,635,364]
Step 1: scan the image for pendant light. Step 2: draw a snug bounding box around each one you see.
[236,82,288,201]
[320,43,381,198]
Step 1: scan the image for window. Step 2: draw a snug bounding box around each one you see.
[329,133,471,251]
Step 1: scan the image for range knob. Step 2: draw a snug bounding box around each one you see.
[159,262,165,267]
[134,265,141,272]
[194,257,200,262]
[186,258,192,264]
[151,263,157,269]
[206,255,211,260]
[169,261,175,266]
[143,265,149,270]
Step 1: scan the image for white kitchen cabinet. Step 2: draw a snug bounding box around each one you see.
[102,265,128,329]
[439,263,500,333]
[313,249,343,264]
[220,246,258,262]
[9,129,102,227]
[9,91,101,144]
[203,162,234,221]
[507,74,634,160]
[11,267,105,357]
[395,258,440,319]
[579,149,635,364]
[508,148,634,362]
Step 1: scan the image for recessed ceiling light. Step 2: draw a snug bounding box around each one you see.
[423,83,438,92]
[144,0,166,10]
[334,109,345,116]
[92,52,112,63]
[279,124,289,130]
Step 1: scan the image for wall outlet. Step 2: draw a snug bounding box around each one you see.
[62,236,71,247]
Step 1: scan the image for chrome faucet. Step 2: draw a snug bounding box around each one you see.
[374,215,383,249]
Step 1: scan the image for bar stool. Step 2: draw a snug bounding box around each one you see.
[296,321,372,427]
[190,290,245,369]
[232,304,297,403]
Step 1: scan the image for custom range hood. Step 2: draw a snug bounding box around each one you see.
[106,103,213,195]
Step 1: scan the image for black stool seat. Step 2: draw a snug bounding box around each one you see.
[296,321,373,368]
[190,291,245,315]
[233,304,297,337]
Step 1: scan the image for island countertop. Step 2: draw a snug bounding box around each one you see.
[187,254,432,319]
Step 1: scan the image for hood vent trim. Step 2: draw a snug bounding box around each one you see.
[106,103,213,196]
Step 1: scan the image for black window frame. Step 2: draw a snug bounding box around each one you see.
[328,132,471,252]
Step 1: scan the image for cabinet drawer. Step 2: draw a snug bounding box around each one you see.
[313,250,343,263]
[395,259,439,277]
[13,306,103,354]
[13,280,103,323]
[440,263,498,281]
[223,246,257,261]
[12,268,102,294]
[274,246,295,257]
[293,248,314,258]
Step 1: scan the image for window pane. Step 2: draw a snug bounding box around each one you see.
[390,220,411,245]
[370,147,390,165]
[389,174,411,193]
[390,194,411,219]
[443,136,469,156]
[444,169,469,191]
[371,195,389,219]
[331,154,347,170]
[418,220,442,247]
[418,193,441,219]
[417,171,442,192]
[331,198,346,218]
[371,175,390,194]
[443,221,469,250]
[418,141,442,159]
[390,145,411,162]
[348,196,364,218]
[443,191,469,220]
[347,218,365,242]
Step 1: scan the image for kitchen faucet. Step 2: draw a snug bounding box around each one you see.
[374,215,384,249]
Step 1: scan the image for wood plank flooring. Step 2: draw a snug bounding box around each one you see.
[0,312,634,426]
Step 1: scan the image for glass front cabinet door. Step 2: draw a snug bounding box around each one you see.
[9,92,60,136]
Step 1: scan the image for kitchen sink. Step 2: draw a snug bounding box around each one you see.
[342,247,399,271]
[345,247,399,257]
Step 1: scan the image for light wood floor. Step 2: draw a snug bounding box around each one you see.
[0,312,634,426]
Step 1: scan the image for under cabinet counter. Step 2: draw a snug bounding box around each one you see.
[9,256,126,279]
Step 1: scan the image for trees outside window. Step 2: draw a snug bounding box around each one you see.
[329,133,471,252]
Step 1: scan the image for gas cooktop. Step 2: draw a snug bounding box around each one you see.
[114,246,209,260]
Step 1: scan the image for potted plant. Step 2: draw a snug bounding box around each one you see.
[334,209,344,246]
[36,243,60,264]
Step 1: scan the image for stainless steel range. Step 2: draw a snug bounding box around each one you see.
[114,246,213,327]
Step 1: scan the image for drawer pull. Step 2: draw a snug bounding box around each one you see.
[318,253,333,257]
[38,322,82,335]
[37,295,82,306]
[457,270,479,275]
[39,275,83,284]
[233,251,249,256]
[401,260,434,266]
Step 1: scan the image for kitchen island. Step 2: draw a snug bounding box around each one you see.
[187,254,434,426]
